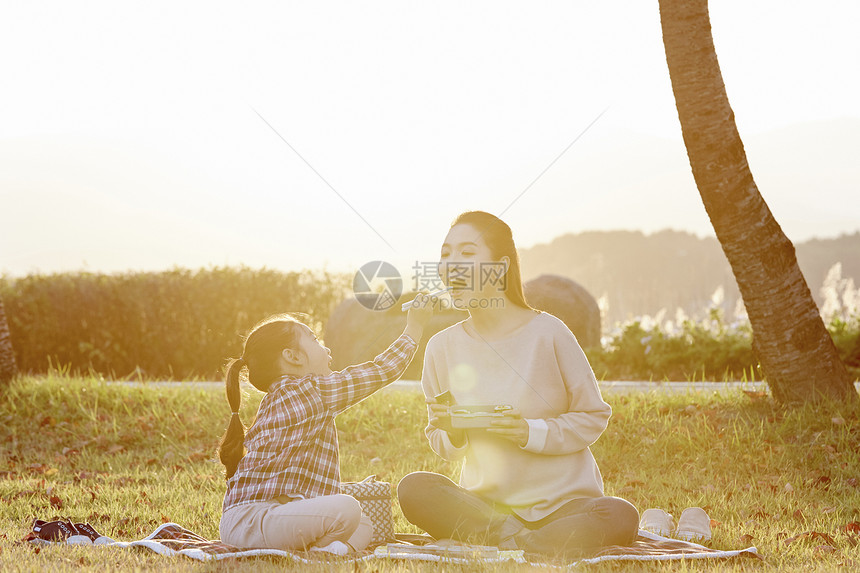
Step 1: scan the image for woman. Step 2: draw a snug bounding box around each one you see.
[397,211,639,558]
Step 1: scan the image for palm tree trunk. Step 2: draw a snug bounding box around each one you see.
[0,297,17,386]
[658,0,856,403]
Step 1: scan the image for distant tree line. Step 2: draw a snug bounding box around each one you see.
[520,229,860,326]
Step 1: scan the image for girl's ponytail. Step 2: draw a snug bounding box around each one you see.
[217,315,303,480]
[218,357,246,480]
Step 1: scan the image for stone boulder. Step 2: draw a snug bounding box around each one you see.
[324,294,466,380]
[523,274,601,348]
[324,275,601,379]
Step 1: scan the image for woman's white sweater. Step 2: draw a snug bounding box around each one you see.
[421,312,612,522]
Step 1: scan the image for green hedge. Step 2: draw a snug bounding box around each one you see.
[588,308,860,382]
[588,310,758,381]
[2,269,857,382]
[0,267,350,379]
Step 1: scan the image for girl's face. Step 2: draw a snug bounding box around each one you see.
[296,327,333,375]
[439,223,508,308]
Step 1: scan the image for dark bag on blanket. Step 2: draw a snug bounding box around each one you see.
[341,475,393,545]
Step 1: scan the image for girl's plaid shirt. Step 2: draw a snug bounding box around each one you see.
[222,333,418,512]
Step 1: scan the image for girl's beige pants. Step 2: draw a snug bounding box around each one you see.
[220,493,372,551]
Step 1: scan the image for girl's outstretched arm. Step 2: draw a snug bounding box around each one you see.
[318,294,434,413]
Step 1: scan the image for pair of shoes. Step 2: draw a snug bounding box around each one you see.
[639,507,711,542]
[29,519,113,545]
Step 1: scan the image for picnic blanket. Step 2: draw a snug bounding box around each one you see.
[374,530,761,567]
[570,530,761,566]
[27,521,761,567]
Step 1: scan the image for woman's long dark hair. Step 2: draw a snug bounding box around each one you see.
[450,211,534,310]
[218,315,303,479]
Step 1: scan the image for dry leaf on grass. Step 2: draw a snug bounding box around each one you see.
[814,544,839,554]
[811,475,831,488]
[784,531,837,546]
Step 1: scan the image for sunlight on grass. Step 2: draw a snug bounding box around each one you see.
[1,375,858,571]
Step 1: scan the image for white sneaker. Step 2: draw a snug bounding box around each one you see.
[674,507,712,542]
[639,508,675,536]
[66,535,93,545]
[310,540,351,555]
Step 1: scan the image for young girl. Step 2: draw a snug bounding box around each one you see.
[397,211,639,558]
[219,297,434,553]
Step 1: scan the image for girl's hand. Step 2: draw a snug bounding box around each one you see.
[406,293,436,326]
[427,400,466,447]
[486,408,530,447]
[404,293,436,342]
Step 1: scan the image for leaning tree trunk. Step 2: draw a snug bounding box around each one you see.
[0,297,17,386]
[658,0,856,403]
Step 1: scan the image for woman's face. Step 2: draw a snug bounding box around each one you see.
[438,223,507,308]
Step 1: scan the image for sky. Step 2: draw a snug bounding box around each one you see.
[2,0,859,283]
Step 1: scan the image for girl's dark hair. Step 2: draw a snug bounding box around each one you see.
[450,211,534,311]
[219,314,304,479]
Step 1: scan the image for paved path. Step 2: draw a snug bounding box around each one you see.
[117,379,785,394]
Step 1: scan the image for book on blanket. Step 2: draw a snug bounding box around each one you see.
[383,542,499,559]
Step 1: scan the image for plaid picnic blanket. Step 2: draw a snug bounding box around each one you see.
[27,520,761,567]
[373,530,761,567]
[50,522,350,563]
[26,521,342,563]
[572,530,762,565]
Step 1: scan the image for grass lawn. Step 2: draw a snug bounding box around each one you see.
[1,375,858,571]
